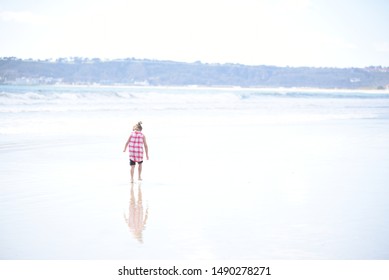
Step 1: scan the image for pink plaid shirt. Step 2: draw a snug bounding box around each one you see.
[129,131,144,162]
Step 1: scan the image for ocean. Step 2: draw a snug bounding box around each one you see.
[1,85,389,259]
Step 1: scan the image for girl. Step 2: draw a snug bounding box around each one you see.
[123,121,149,183]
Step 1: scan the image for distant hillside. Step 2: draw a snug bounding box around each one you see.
[1,57,389,89]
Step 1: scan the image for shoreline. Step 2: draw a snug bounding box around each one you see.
[1,83,389,94]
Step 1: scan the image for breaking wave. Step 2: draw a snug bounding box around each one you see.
[0,85,388,114]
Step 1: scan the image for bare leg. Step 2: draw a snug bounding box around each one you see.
[138,163,143,181]
[130,165,135,183]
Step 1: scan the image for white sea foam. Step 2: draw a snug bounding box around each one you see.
[0,85,388,136]
[1,85,388,113]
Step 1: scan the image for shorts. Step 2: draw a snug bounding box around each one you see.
[130,159,143,166]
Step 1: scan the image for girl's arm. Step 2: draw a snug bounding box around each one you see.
[143,135,149,160]
[123,136,131,152]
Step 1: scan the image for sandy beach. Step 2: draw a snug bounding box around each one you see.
[1,85,389,259]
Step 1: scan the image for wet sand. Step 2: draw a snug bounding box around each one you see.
[1,114,389,259]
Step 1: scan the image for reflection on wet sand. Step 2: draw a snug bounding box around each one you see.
[124,183,149,243]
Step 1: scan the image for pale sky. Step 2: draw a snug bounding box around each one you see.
[0,0,388,67]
